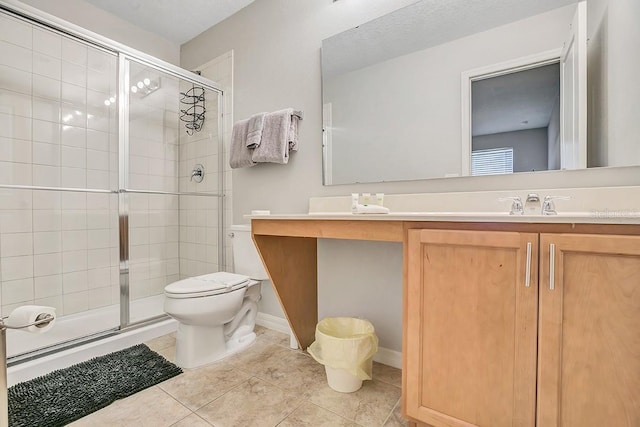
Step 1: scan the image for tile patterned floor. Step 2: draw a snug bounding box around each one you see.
[68,326,408,427]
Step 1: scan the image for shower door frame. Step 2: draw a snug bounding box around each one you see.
[0,0,226,359]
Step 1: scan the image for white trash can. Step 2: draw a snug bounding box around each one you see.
[307,317,378,393]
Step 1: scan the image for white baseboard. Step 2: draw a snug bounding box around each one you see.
[372,346,402,369]
[256,312,292,335]
[255,312,402,369]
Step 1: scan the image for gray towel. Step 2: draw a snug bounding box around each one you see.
[246,112,266,149]
[229,119,256,169]
[251,108,300,164]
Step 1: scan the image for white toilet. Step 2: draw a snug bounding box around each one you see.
[163,224,268,368]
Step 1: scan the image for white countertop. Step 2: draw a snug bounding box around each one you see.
[249,211,640,224]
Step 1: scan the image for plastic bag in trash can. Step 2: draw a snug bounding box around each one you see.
[307,317,379,380]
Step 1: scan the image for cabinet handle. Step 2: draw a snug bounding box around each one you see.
[525,242,532,287]
[549,243,555,290]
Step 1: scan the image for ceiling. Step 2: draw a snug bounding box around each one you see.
[472,63,560,137]
[83,0,256,44]
[322,0,576,79]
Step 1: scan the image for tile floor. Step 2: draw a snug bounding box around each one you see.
[69,326,408,427]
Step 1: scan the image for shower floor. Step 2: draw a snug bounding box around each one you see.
[6,294,167,359]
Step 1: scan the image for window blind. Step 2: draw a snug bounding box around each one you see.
[471,147,514,176]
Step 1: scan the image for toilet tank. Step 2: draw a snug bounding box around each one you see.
[230,224,269,280]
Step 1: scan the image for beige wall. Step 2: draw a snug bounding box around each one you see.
[16,0,180,64]
[587,0,640,168]
[181,0,640,351]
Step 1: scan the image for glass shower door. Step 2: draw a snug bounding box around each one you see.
[0,11,121,358]
[122,57,223,325]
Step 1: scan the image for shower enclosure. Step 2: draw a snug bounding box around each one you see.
[0,3,225,364]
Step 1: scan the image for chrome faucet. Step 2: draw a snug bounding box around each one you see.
[499,196,524,215]
[542,195,570,215]
[190,164,204,183]
[524,193,540,214]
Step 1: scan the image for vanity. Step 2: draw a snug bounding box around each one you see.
[250,190,640,427]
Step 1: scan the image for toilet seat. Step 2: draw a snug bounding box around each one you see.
[165,272,250,299]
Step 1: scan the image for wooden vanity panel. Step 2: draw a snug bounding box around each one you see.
[252,219,404,241]
[405,229,538,427]
[537,233,640,427]
[252,234,318,349]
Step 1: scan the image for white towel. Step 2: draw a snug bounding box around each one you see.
[251,108,300,164]
[229,119,256,169]
[246,112,266,149]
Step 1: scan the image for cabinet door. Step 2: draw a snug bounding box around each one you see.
[538,233,640,426]
[405,229,538,427]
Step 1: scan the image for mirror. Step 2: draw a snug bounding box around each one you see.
[321,0,640,185]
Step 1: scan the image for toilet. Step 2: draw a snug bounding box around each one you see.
[163,224,268,368]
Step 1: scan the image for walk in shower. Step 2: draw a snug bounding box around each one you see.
[0,3,224,370]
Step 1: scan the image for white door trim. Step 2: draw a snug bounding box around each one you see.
[460,49,562,176]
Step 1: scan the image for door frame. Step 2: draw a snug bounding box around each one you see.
[460,49,562,176]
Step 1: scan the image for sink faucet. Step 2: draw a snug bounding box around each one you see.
[524,193,540,214]
[499,196,524,215]
[541,195,570,215]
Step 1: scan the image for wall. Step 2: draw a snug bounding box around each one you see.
[326,6,572,184]
[473,128,549,173]
[181,0,640,353]
[548,94,561,169]
[14,0,180,64]
[588,0,640,168]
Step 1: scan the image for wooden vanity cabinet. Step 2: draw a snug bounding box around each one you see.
[405,229,640,427]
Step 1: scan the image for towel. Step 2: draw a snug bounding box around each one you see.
[246,112,266,149]
[251,108,300,164]
[229,119,256,169]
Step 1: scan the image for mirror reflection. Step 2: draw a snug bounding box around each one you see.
[321,0,640,185]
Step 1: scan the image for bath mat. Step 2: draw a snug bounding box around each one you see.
[8,344,182,427]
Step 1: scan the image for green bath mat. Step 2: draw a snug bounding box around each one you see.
[8,344,182,427]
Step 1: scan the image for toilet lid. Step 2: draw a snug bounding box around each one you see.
[165,272,250,298]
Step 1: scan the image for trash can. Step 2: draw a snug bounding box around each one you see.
[307,317,378,393]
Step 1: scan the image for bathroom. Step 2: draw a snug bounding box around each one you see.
[1,0,639,426]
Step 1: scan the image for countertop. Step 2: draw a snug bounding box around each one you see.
[248,211,640,224]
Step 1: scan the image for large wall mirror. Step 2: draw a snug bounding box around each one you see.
[321,0,640,185]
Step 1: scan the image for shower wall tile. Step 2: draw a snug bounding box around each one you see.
[0,14,32,49]
[62,61,87,87]
[1,255,33,281]
[0,89,32,118]
[2,67,31,99]
[33,141,60,165]
[62,249,88,273]
[0,209,32,233]
[33,26,60,56]
[0,137,32,164]
[33,52,61,80]
[63,290,89,315]
[1,278,34,305]
[0,232,33,257]
[63,270,88,294]
[0,113,31,141]
[32,74,61,100]
[34,253,62,277]
[33,165,60,186]
[33,119,61,144]
[34,274,62,299]
[61,38,88,67]
[33,231,62,254]
[0,41,32,72]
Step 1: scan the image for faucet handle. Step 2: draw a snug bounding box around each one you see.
[542,195,570,215]
[498,196,524,215]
